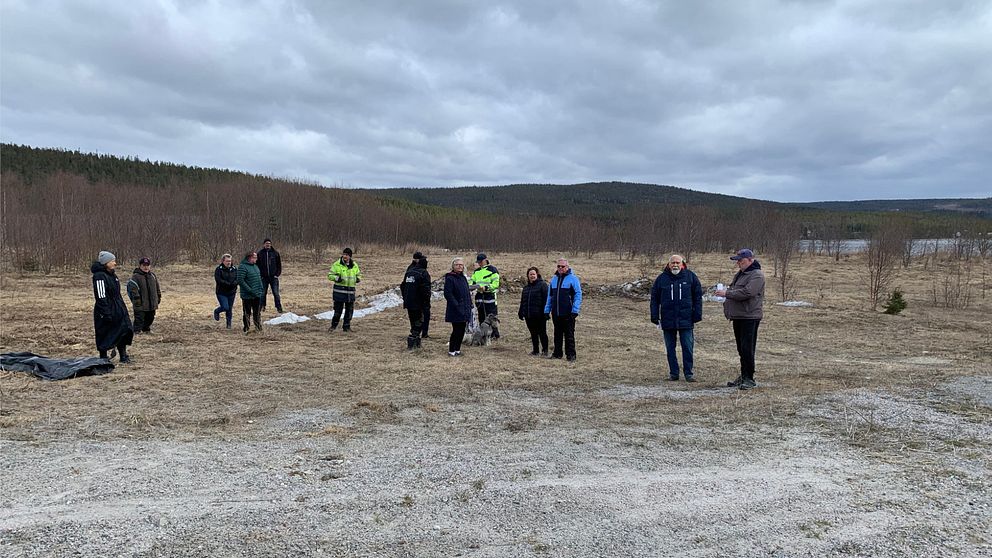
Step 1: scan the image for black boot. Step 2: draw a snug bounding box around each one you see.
[407,336,417,350]
[118,346,131,364]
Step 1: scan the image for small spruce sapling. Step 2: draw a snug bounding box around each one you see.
[882,289,908,315]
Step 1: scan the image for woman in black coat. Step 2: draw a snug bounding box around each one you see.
[91,251,133,363]
[518,266,550,356]
[443,257,472,357]
[213,253,238,329]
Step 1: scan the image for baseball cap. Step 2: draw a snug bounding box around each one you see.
[730,249,754,261]
[476,253,487,262]
[139,257,151,265]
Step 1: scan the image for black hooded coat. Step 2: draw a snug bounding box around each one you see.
[91,262,134,351]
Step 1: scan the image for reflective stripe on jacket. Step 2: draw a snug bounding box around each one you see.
[470,265,500,304]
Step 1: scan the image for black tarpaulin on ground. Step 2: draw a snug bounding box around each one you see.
[0,352,115,380]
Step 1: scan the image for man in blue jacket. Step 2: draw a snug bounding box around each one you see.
[650,254,703,382]
[544,258,582,361]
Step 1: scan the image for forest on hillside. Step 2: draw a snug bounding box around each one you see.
[2,144,989,272]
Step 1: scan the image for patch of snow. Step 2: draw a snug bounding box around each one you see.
[777,301,814,307]
[263,312,311,325]
[314,288,405,321]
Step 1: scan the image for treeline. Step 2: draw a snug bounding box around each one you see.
[1,144,989,273]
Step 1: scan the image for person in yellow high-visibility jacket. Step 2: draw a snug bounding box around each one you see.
[327,247,361,332]
[470,253,501,340]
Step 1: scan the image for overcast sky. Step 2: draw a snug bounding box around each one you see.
[2,1,990,202]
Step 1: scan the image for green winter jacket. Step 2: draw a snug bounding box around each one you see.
[237,258,263,300]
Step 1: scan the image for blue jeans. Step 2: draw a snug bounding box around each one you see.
[663,328,694,378]
[215,293,236,326]
[261,276,282,311]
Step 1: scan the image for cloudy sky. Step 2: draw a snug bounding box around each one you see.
[2,0,990,201]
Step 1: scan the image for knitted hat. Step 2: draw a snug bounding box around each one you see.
[98,251,116,265]
[343,247,353,256]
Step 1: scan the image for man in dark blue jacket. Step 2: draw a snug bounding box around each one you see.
[544,258,582,361]
[650,254,703,381]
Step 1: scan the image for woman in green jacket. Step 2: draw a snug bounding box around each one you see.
[236,251,263,333]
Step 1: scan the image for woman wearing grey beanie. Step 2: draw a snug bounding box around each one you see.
[91,251,134,363]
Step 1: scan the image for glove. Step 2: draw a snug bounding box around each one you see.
[518,312,525,321]
[544,313,551,321]
[571,313,578,319]
[651,317,659,325]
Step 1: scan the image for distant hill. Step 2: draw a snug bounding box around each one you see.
[795,199,992,219]
[366,182,777,217]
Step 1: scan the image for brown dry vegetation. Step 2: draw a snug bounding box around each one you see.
[1,249,988,440]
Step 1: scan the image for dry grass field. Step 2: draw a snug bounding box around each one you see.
[1,248,990,557]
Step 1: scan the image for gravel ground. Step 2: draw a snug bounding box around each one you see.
[3,382,990,558]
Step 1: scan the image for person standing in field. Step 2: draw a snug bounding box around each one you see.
[91,251,133,363]
[401,252,432,350]
[126,257,162,335]
[237,251,263,333]
[518,266,549,356]
[328,247,361,332]
[470,253,501,340]
[443,257,472,357]
[213,253,238,329]
[650,254,703,382]
[257,238,283,313]
[715,248,765,390]
[544,258,582,361]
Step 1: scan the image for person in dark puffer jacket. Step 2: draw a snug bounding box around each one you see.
[518,266,549,356]
[127,257,162,334]
[650,254,703,382]
[443,257,472,357]
[213,253,238,329]
[237,251,263,333]
[91,251,133,363]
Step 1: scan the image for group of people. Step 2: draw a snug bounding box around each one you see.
[90,242,766,389]
[648,248,765,390]
[90,251,163,363]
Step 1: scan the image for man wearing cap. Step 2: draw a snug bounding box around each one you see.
[257,238,283,313]
[715,249,765,390]
[328,247,361,332]
[126,257,162,334]
[470,253,501,340]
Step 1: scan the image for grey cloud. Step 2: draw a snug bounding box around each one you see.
[2,0,990,201]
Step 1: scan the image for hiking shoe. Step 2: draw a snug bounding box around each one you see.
[541,351,549,358]
[329,324,338,332]
[213,309,220,321]
[739,379,757,390]
[666,376,679,381]
[566,355,576,362]
[421,334,430,339]
[529,350,540,356]
[685,376,697,383]
[448,351,462,357]
[727,376,743,387]
[119,356,131,364]
[343,326,352,332]
[276,307,284,313]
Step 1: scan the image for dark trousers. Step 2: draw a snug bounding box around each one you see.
[421,307,431,337]
[449,322,466,353]
[732,319,761,381]
[332,299,355,328]
[242,298,262,331]
[133,310,156,333]
[214,292,236,327]
[476,301,499,338]
[260,276,282,312]
[551,315,576,358]
[662,328,695,378]
[406,308,424,337]
[525,315,549,353]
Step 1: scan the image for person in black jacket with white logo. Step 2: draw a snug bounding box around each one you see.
[401,252,432,350]
[91,251,133,363]
[518,267,549,356]
[650,254,703,382]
